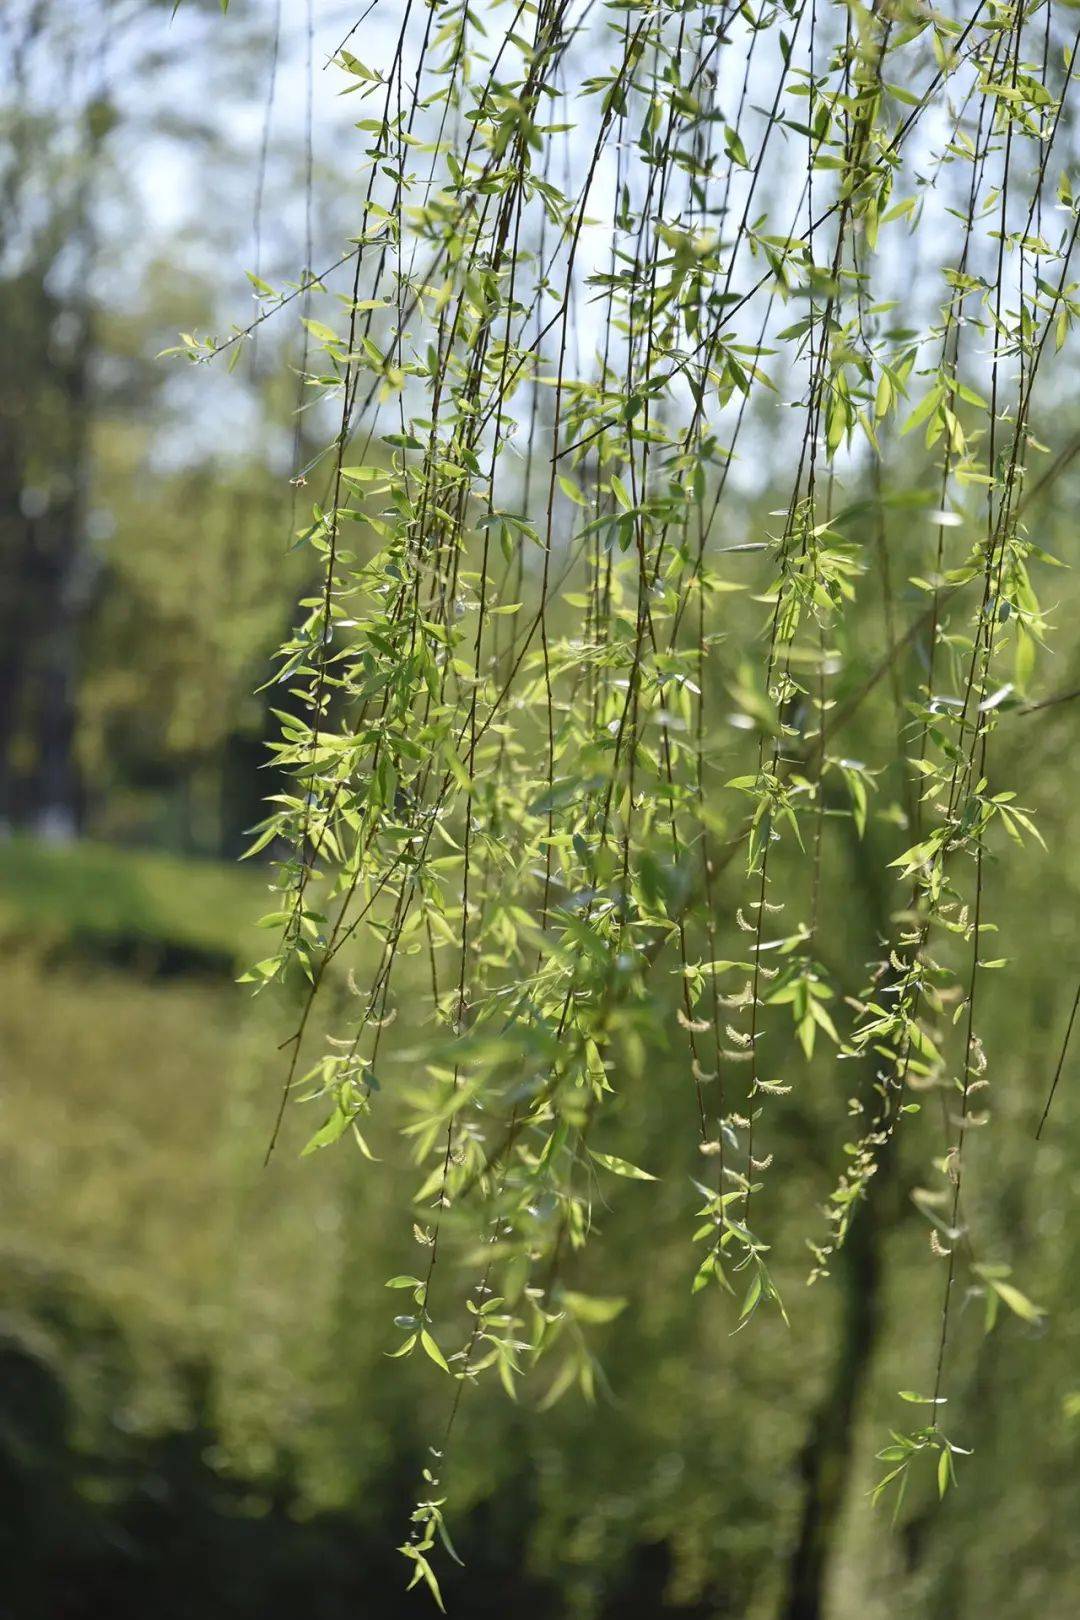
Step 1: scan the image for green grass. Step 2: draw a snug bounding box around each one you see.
[0,836,271,968]
[0,945,412,1499]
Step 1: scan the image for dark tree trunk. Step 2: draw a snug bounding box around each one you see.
[0,272,92,836]
[781,1165,888,1620]
[780,810,905,1620]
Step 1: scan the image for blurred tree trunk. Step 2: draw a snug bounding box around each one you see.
[0,16,105,835]
[0,274,93,835]
[780,806,904,1619]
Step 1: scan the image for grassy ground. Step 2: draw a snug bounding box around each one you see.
[0,837,415,1499]
[0,837,267,1433]
[0,835,269,970]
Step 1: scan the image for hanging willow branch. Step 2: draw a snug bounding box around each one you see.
[180,0,1080,1598]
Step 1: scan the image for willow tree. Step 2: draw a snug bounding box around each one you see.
[180,0,1078,1603]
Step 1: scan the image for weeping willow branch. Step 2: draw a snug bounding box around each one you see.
[177,0,1080,1593]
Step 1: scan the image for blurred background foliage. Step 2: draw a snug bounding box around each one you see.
[3,2,1080,1617]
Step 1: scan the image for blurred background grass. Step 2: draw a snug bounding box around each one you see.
[4,2,1080,1617]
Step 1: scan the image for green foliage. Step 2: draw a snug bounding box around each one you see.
[178,0,1080,1600]
[3,820,1080,1614]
